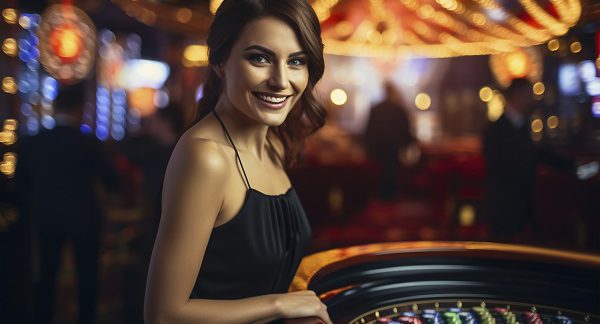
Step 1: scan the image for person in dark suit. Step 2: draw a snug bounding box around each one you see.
[16,82,120,324]
[365,81,415,201]
[482,78,573,242]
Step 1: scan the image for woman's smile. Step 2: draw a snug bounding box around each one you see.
[218,16,309,126]
[251,91,292,110]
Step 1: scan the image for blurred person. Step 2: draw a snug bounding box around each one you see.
[144,1,332,323]
[15,82,120,324]
[119,105,184,224]
[117,105,183,324]
[0,173,33,324]
[364,81,415,201]
[482,78,574,242]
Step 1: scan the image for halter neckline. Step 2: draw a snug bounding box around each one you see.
[213,110,252,190]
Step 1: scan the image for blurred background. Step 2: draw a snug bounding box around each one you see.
[0,0,599,323]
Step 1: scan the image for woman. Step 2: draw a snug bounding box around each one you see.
[144,0,331,323]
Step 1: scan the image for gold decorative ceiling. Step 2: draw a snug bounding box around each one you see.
[315,0,583,57]
[111,0,590,58]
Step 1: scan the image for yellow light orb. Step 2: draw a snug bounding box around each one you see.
[183,45,209,67]
[487,91,505,121]
[479,86,493,102]
[547,39,559,52]
[330,88,348,106]
[547,115,559,129]
[415,92,431,110]
[0,131,15,146]
[0,153,16,178]
[175,8,192,23]
[533,81,545,95]
[210,0,224,15]
[505,51,530,78]
[2,77,17,94]
[368,31,382,45]
[334,21,354,37]
[382,30,398,45]
[458,204,475,227]
[531,118,543,133]
[417,5,434,19]
[471,13,487,26]
[3,119,18,131]
[2,9,18,24]
[2,38,17,57]
[570,41,582,54]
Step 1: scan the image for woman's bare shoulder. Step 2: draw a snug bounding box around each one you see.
[169,127,228,179]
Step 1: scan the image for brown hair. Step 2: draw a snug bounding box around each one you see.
[191,0,326,167]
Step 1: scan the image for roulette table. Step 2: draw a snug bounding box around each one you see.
[290,242,600,324]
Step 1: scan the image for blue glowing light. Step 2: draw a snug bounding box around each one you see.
[41,115,56,129]
[20,103,33,116]
[592,99,600,118]
[41,76,58,100]
[111,124,125,141]
[80,124,93,134]
[96,125,109,141]
[26,117,39,135]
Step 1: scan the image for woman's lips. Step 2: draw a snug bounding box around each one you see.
[252,92,291,110]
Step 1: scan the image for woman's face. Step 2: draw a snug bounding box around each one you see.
[220,16,309,127]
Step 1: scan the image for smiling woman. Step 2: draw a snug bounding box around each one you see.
[143,1,331,323]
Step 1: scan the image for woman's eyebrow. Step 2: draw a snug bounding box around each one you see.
[243,45,306,58]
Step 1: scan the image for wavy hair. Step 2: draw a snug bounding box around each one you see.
[191,0,326,167]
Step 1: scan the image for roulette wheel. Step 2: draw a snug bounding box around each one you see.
[291,242,600,324]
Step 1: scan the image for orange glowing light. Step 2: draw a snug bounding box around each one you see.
[505,51,530,78]
[49,24,83,63]
[128,87,157,117]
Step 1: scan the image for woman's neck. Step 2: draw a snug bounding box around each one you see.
[213,96,270,160]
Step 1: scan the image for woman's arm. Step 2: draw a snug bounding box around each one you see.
[144,136,330,324]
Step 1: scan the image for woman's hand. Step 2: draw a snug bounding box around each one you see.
[274,291,332,324]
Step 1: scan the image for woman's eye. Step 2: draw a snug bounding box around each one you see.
[288,58,306,66]
[248,54,269,64]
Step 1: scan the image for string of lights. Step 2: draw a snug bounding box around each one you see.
[109,0,585,59]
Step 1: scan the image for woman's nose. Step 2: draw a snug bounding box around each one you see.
[267,63,288,91]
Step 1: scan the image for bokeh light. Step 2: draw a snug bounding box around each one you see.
[569,41,582,54]
[533,81,545,96]
[2,9,18,24]
[4,119,18,131]
[49,24,83,62]
[547,116,559,129]
[487,91,505,121]
[547,39,559,52]
[183,45,209,67]
[2,77,17,94]
[531,118,543,133]
[2,38,17,57]
[210,0,224,14]
[330,88,348,106]
[479,86,493,102]
[458,204,475,227]
[175,8,192,23]
[415,92,431,110]
[506,51,529,78]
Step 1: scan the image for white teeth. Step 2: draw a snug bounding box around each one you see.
[257,94,287,103]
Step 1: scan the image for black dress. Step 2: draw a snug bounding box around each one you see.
[190,111,312,301]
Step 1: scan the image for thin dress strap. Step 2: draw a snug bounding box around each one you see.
[212,110,252,190]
